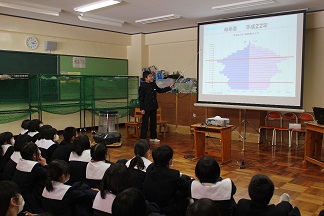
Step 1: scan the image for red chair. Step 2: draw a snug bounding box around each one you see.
[272,112,297,147]
[258,112,282,144]
[290,113,315,146]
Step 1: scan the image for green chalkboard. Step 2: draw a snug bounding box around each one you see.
[0,50,58,74]
[59,55,128,76]
[0,50,58,102]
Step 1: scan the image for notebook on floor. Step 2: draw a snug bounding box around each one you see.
[312,107,324,125]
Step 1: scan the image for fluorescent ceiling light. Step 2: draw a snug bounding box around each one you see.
[135,14,181,24]
[74,0,121,12]
[212,0,276,11]
[0,1,61,16]
[78,13,124,27]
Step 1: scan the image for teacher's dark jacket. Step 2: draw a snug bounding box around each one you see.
[139,81,171,111]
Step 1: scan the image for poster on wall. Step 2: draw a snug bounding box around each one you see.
[73,57,86,68]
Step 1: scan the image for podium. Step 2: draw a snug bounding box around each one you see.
[304,122,324,172]
[191,124,232,164]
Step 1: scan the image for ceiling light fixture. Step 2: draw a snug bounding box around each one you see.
[0,1,61,16]
[74,0,121,12]
[78,13,124,27]
[135,14,181,24]
[212,0,276,11]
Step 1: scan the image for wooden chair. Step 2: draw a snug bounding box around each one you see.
[156,107,167,137]
[125,108,142,139]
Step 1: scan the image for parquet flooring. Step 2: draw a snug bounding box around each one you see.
[84,127,324,216]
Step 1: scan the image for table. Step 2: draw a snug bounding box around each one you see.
[191,124,232,164]
[304,122,324,172]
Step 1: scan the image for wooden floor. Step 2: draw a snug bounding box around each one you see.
[85,126,324,216]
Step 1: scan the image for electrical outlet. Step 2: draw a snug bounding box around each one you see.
[192,113,196,118]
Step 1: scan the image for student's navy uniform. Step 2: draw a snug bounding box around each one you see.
[85,161,111,188]
[92,191,115,216]
[50,139,73,163]
[42,181,97,216]
[190,178,237,216]
[12,159,47,213]
[36,139,58,161]
[0,144,14,179]
[2,151,21,180]
[68,149,91,184]
[143,163,190,216]
[125,156,152,190]
[236,199,298,216]
[20,129,28,135]
[28,131,41,143]
[138,81,171,139]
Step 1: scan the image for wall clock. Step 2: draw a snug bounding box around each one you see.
[26,36,39,49]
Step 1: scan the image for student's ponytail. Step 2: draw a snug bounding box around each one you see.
[45,160,70,192]
[45,173,54,192]
[129,155,145,170]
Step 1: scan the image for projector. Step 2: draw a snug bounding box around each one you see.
[206,116,230,126]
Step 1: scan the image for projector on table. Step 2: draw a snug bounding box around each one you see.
[206,116,230,126]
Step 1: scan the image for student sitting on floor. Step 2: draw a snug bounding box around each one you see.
[143,145,191,216]
[236,174,301,216]
[68,134,91,184]
[27,119,43,143]
[0,132,15,179]
[50,126,77,163]
[0,181,25,216]
[42,159,97,216]
[125,139,152,190]
[12,142,47,214]
[85,143,111,188]
[92,163,132,216]
[2,134,31,180]
[20,119,30,135]
[36,126,58,162]
[190,156,236,216]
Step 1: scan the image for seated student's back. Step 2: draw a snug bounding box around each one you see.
[190,156,236,216]
[68,134,91,184]
[125,139,152,190]
[0,132,15,179]
[12,142,47,214]
[85,143,111,188]
[50,127,76,163]
[42,160,97,216]
[236,174,300,216]
[2,134,31,180]
[37,126,58,161]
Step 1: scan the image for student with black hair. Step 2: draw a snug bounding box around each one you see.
[0,181,25,216]
[27,119,43,142]
[12,142,47,214]
[37,127,58,161]
[236,174,301,216]
[138,71,174,142]
[190,156,236,216]
[125,139,152,189]
[92,163,132,216]
[42,160,97,216]
[85,143,111,188]
[0,132,15,179]
[50,126,77,162]
[112,187,147,216]
[20,119,30,135]
[143,145,191,216]
[2,134,31,180]
[68,134,91,184]
[186,198,221,216]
